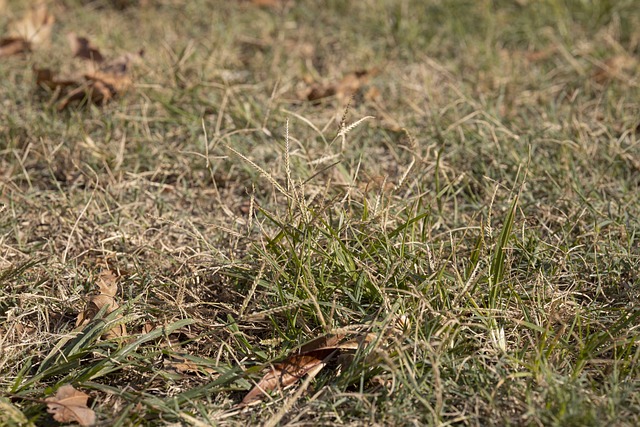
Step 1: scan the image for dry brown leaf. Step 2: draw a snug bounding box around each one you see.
[164,355,216,375]
[0,37,30,57]
[364,86,381,102]
[298,332,378,353]
[89,294,119,314]
[524,46,557,62]
[296,333,344,353]
[96,270,117,296]
[88,69,132,95]
[335,70,368,100]
[592,54,638,84]
[240,332,376,406]
[241,350,335,406]
[14,322,37,337]
[45,384,96,427]
[300,69,377,103]
[35,45,142,110]
[172,361,208,374]
[34,67,77,90]
[56,80,112,110]
[76,270,126,338]
[67,33,104,62]
[141,322,155,334]
[303,84,336,102]
[99,50,143,75]
[0,4,54,57]
[9,4,54,46]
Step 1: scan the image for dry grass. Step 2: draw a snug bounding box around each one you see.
[1,0,639,425]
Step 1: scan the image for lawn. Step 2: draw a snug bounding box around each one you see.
[1,0,639,425]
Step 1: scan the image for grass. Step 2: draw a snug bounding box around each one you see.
[1,0,639,425]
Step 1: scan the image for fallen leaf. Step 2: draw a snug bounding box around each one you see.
[240,332,376,406]
[299,69,377,103]
[364,86,381,102]
[35,41,142,110]
[9,4,54,45]
[335,70,369,100]
[55,79,112,110]
[303,83,336,102]
[524,46,557,62]
[164,355,216,375]
[103,50,144,73]
[241,350,335,406]
[0,4,54,57]
[141,322,155,334]
[67,32,104,62]
[96,269,117,296]
[76,270,127,338]
[592,54,637,84]
[34,67,77,90]
[370,374,394,392]
[171,361,208,374]
[14,322,37,337]
[87,65,132,94]
[45,384,96,427]
[0,38,30,57]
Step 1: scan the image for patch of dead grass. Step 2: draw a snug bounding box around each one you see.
[0,0,639,425]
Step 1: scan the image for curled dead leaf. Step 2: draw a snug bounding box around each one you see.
[45,384,96,427]
[240,332,377,406]
[76,270,127,338]
[96,50,143,76]
[0,37,31,57]
[164,355,216,376]
[592,54,638,84]
[0,4,54,57]
[303,84,336,103]
[141,322,155,334]
[88,69,133,95]
[364,86,381,102]
[34,35,142,110]
[65,50,141,109]
[67,32,104,62]
[8,4,54,45]
[241,350,335,406]
[524,46,557,63]
[96,270,117,297]
[34,67,77,90]
[55,79,113,110]
[300,69,378,103]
